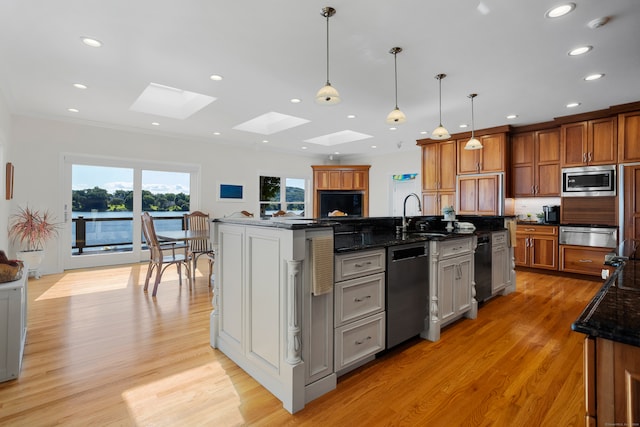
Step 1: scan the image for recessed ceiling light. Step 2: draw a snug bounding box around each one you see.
[371,145,377,149]
[459,124,469,128]
[389,127,397,131]
[262,140,269,143]
[209,74,223,81]
[420,131,428,135]
[545,3,575,19]
[566,102,581,108]
[68,108,79,113]
[301,146,308,150]
[73,83,87,89]
[213,132,221,135]
[334,151,340,155]
[506,114,518,119]
[81,37,102,47]
[347,114,356,119]
[584,73,604,81]
[290,98,301,104]
[151,122,160,126]
[568,46,592,56]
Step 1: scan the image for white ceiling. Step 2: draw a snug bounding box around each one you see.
[1,0,639,160]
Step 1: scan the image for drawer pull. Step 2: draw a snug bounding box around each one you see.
[579,259,593,263]
[354,295,372,302]
[354,261,373,268]
[355,336,372,345]
[524,228,535,232]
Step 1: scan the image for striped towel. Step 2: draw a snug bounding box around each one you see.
[311,235,334,296]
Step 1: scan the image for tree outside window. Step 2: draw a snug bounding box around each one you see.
[259,176,306,217]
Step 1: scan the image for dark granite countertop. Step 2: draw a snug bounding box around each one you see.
[572,251,640,348]
[213,217,337,230]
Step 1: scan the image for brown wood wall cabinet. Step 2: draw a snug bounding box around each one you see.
[421,140,456,215]
[311,165,370,218]
[561,196,617,227]
[514,224,558,270]
[618,110,640,163]
[560,117,617,167]
[457,175,499,216]
[584,336,640,426]
[511,129,561,197]
[457,132,506,175]
[623,164,640,241]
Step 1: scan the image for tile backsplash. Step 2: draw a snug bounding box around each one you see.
[513,197,561,220]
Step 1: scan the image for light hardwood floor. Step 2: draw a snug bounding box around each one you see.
[0,263,600,426]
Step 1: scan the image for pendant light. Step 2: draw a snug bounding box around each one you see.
[386,47,406,124]
[316,7,341,105]
[431,73,450,140]
[464,93,483,150]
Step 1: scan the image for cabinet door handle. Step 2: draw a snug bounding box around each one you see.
[531,186,535,195]
[579,259,593,263]
[354,295,372,302]
[535,185,539,194]
[354,261,372,268]
[355,336,372,345]
[583,153,587,162]
[588,152,592,162]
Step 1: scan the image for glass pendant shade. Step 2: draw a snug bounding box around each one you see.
[432,125,450,140]
[316,83,341,105]
[464,137,483,150]
[464,93,483,150]
[386,107,407,124]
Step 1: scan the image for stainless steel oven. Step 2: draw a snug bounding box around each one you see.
[561,165,615,197]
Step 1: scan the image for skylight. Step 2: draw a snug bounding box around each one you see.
[130,83,216,119]
[304,130,373,146]
[233,112,310,135]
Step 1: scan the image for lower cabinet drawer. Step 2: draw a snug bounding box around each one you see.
[334,312,385,371]
[559,245,614,277]
[334,273,385,327]
[335,249,385,281]
[439,238,473,258]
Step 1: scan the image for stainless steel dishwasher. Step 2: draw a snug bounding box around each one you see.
[386,242,429,349]
[475,232,492,303]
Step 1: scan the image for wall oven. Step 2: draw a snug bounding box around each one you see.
[561,165,615,197]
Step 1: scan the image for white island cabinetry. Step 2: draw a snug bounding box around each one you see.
[424,236,477,342]
[210,221,335,414]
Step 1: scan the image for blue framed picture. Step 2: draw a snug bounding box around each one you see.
[218,183,244,201]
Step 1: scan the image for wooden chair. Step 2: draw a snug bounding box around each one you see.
[141,212,191,296]
[183,211,214,282]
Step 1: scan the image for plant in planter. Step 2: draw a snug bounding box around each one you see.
[442,205,456,221]
[8,206,60,279]
[536,212,545,223]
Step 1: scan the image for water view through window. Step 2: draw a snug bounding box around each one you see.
[71,165,190,255]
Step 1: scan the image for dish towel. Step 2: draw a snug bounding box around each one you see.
[311,235,334,296]
[507,220,517,247]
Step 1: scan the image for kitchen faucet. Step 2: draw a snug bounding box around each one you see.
[402,193,422,233]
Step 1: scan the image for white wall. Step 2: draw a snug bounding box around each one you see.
[9,115,326,274]
[347,145,421,217]
[0,92,12,253]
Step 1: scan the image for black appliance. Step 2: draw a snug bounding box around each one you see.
[561,165,615,197]
[386,242,429,348]
[543,205,560,224]
[318,191,363,218]
[474,232,492,303]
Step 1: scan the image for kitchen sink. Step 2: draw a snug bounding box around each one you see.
[409,232,447,238]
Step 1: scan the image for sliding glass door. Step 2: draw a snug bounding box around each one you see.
[62,155,198,270]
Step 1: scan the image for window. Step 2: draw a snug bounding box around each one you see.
[259,176,306,217]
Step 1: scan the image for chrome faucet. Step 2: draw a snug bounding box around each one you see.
[402,193,422,233]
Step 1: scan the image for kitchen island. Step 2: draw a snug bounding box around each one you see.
[211,216,515,413]
[571,243,640,426]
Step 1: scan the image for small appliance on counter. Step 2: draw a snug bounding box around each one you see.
[542,205,560,224]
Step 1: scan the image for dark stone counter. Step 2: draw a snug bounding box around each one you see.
[571,244,640,348]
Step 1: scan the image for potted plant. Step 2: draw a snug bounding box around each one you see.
[536,212,545,223]
[442,205,455,221]
[8,206,60,278]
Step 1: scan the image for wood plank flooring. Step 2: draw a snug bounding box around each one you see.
[0,263,601,426]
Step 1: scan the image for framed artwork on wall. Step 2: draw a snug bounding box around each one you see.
[217,183,244,201]
[5,162,13,200]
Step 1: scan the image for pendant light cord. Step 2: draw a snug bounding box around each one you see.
[325,15,330,85]
[394,52,399,108]
[438,77,443,125]
[471,96,475,138]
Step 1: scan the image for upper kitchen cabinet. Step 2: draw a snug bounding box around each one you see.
[511,128,560,197]
[420,140,456,215]
[313,165,370,191]
[421,140,456,192]
[560,117,617,167]
[618,110,640,163]
[457,174,499,215]
[457,132,507,175]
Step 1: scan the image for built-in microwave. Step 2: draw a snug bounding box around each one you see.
[561,165,616,197]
